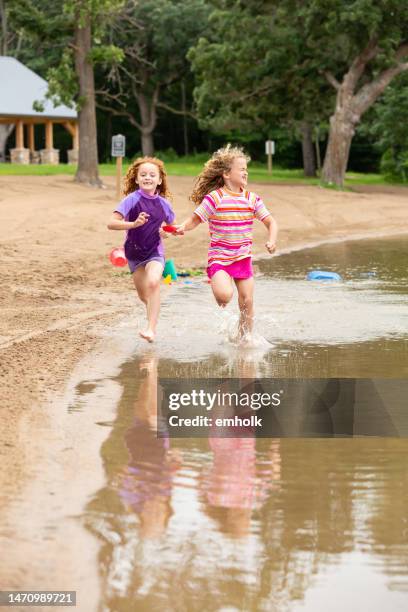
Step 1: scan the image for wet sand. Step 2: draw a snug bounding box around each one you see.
[0,174,407,606]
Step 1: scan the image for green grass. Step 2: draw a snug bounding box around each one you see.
[0,160,406,187]
[0,163,78,175]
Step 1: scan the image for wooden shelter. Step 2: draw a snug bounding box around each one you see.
[0,56,78,164]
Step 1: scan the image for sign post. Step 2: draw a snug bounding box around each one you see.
[111,134,126,199]
[265,140,275,174]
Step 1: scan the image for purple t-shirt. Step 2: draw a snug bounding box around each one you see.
[115,189,175,262]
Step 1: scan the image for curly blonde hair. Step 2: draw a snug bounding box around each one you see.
[190,144,250,206]
[123,156,172,200]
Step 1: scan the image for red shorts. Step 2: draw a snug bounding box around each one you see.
[207,257,253,280]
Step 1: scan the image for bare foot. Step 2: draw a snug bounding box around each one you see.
[139,329,155,343]
[239,332,254,348]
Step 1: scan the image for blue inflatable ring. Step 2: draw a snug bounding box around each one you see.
[307,270,342,281]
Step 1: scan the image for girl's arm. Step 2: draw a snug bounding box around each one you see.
[107,211,149,230]
[262,215,278,254]
[174,213,202,234]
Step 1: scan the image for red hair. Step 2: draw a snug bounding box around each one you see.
[123,156,172,200]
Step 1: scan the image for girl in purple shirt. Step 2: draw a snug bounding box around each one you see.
[108,157,176,342]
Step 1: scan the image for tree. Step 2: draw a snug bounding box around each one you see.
[71,1,102,186]
[10,0,123,186]
[97,0,209,156]
[288,0,408,186]
[188,1,333,177]
[189,0,408,185]
[57,1,123,186]
[365,73,408,181]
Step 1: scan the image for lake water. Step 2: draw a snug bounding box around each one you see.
[71,236,408,611]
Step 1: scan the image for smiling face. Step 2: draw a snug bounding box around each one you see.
[223,156,248,191]
[137,162,162,195]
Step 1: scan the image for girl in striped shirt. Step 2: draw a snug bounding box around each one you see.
[176,145,278,340]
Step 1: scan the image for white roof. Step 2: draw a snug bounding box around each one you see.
[0,56,77,120]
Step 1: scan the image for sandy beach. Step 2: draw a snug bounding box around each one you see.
[0,174,407,603]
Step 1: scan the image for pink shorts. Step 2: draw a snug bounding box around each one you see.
[207,257,253,280]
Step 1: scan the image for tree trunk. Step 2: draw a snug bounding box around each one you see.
[137,92,157,156]
[322,40,408,187]
[0,124,14,162]
[300,122,316,177]
[74,7,102,187]
[141,131,154,157]
[181,80,189,156]
[105,113,112,161]
[314,126,321,174]
[322,112,354,186]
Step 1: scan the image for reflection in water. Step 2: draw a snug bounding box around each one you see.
[82,237,408,611]
[202,437,281,540]
[200,366,281,540]
[84,352,408,612]
[118,357,181,540]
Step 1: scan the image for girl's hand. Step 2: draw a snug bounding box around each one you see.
[133,212,149,228]
[173,223,185,235]
[265,241,276,254]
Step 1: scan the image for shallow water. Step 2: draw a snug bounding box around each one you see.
[112,235,408,377]
[74,236,408,611]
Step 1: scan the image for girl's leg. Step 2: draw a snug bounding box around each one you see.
[143,261,163,341]
[133,266,149,304]
[132,261,163,342]
[211,270,234,307]
[234,277,254,338]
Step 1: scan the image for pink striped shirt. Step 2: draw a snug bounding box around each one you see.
[194,187,271,267]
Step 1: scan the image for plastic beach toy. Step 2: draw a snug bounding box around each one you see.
[307,270,342,281]
[178,268,204,277]
[163,274,172,285]
[163,258,178,280]
[162,225,178,233]
[109,247,128,267]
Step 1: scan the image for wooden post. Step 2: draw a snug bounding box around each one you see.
[112,134,126,196]
[116,156,122,199]
[265,140,274,174]
[28,124,35,152]
[45,120,53,149]
[16,120,24,148]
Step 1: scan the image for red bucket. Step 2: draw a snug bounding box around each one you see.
[109,247,128,267]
